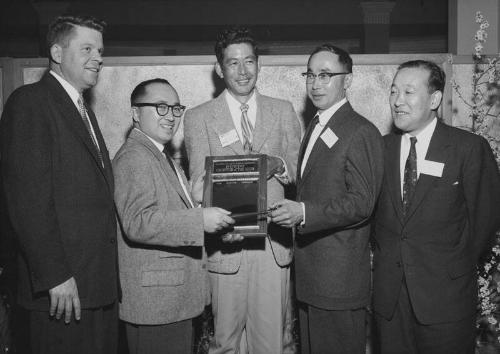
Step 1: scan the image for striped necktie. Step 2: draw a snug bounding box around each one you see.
[240,103,253,154]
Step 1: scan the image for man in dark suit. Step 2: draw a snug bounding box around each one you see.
[0,15,118,354]
[372,60,500,354]
[113,78,234,354]
[271,44,384,353]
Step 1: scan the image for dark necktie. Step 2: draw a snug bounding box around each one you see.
[402,136,417,215]
[298,114,320,172]
[77,95,103,166]
[240,103,253,153]
[162,146,176,173]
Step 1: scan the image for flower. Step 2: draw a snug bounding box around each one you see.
[453,11,500,349]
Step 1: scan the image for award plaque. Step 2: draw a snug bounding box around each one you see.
[203,155,267,236]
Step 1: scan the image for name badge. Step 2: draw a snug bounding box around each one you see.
[320,128,338,148]
[219,129,239,147]
[420,160,444,177]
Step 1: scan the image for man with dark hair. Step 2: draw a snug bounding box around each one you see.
[372,60,500,353]
[0,14,118,354]
[271,44,384,353]
[113,78,234,354]
[184,27,301,353]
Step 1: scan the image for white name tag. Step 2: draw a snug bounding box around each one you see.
[420,160,444,177]
[219,129,239,147]
[320,128,338,148]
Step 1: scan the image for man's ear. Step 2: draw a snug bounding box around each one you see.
[50,44,62,64]
[430,90,443,111]
[215,62,223,79]
[343,73,353,90]
[131,107,140,123]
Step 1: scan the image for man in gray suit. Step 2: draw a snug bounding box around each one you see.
[113,78,234,354]
[184,27,302,353]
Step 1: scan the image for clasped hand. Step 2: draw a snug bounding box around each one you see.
[269,199,303,228]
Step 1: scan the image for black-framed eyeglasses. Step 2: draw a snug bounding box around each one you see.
[301,72,349,84]
[132,103,186,117]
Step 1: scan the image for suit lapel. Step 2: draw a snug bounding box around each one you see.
[212,93,245,155]
[299,103,351,183]
[251,93,277,153]
[130,129,192,209]
[44,74,112,191]
[405,122,451,220]
[385,135,405,224]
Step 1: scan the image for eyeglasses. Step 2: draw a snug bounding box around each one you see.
[301,72,349,84]
[132,103,186,117]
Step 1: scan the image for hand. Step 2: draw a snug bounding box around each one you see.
[221,233,245,243]
[266,155,285,179]
[202,207,235,233]
[191,171,206,205]
[269,199,304,228]
[49,277,81,323]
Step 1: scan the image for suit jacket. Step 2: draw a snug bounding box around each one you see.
[372,121,500,324]
[184,90,302,273]
[113,128,209,325]
[0,72,118,310]
[295,102,384,310]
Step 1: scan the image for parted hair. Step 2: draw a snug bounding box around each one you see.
[215,27,258,65]
[47,15,106,55]
[397,60,446,93]
[309,44,353,73]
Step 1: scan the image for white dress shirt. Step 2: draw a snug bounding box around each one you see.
[399,117,437,198]
[301,98,347,177]
[49,70,100,149]
[300,98,347,225]
[224,89,257,144]
[136,128,195,208]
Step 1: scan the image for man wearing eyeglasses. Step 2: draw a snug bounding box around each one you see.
[270,44,384,353]
[113,78,235,354]
[184,27,301,354]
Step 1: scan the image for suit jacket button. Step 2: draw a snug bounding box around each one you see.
[110,238,116,244]
[396,261,402,268]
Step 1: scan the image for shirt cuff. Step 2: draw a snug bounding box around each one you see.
[300,202,305,227]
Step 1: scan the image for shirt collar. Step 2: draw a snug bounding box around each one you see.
[403,117,437,144]
[224,89,257,112]
[50,70,81,107]
[316,98,347,126]
[134,127,165,153]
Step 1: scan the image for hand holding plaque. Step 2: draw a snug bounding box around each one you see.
[203,155,267,237]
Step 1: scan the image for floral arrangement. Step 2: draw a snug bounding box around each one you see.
[451,11,500,350]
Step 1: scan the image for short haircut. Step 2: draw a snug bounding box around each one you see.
[397,60,446,93]
[215,27,258,66]
[309,44,353,73]
[47,15,106,56]
[130,78,171,105]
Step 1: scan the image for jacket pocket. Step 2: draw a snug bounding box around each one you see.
[447,258,475,279]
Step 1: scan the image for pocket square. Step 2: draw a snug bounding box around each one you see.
[452,181,459,186]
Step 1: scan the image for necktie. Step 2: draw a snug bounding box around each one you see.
[77,95,103,166]
[240,103,253,153]
[298,114,320,171]
[162,146,177,173]
[402,136,417,215]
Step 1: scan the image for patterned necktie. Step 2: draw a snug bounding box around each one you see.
[77,95,103,166]
[240,103,253,153]
[402,136,417,215]
[299,114,320,171]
